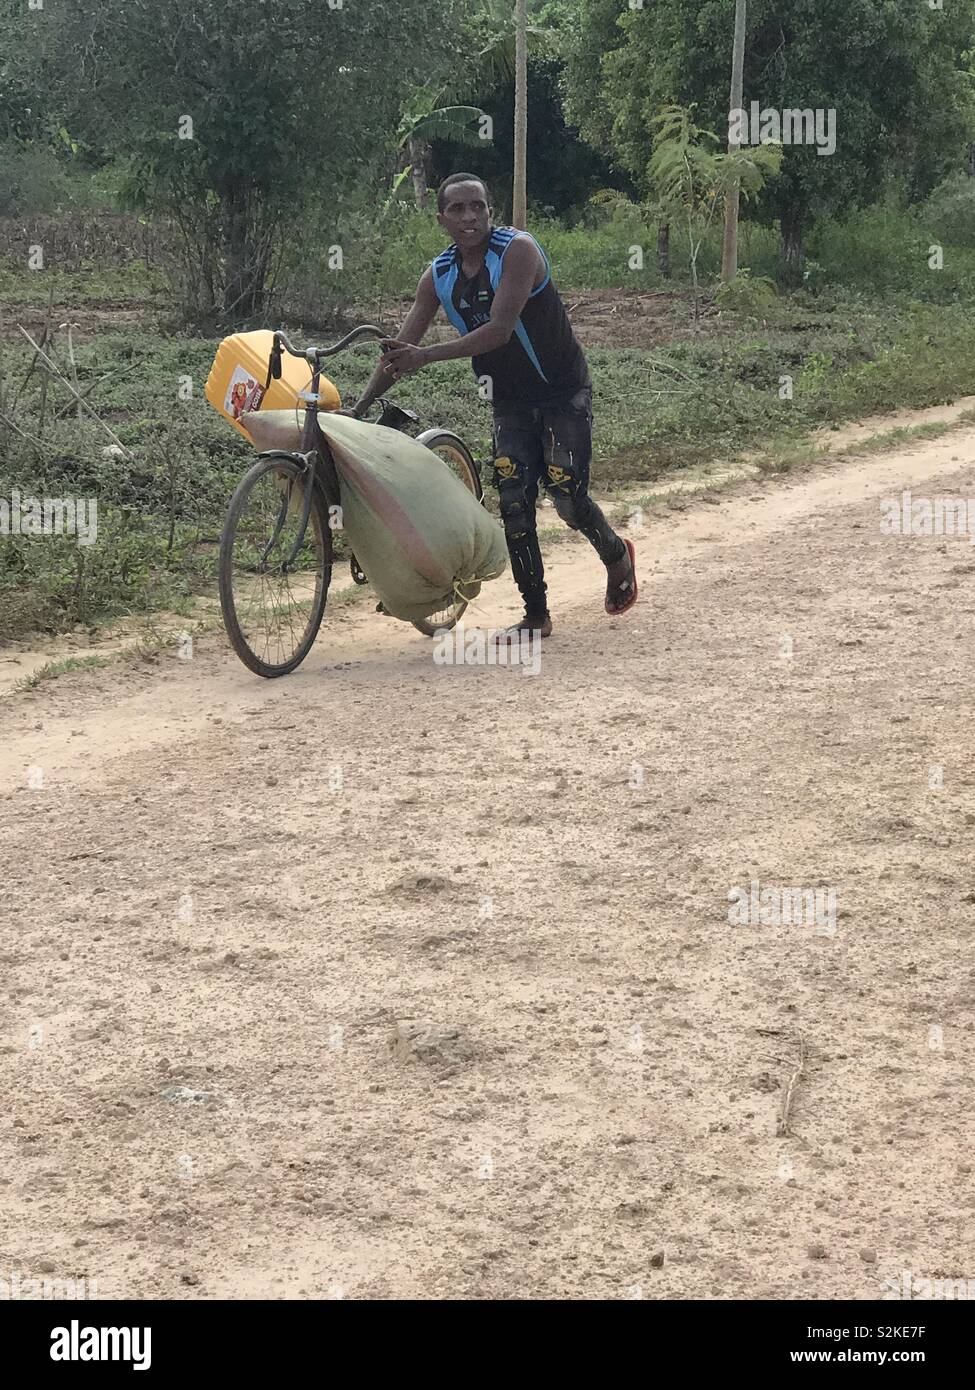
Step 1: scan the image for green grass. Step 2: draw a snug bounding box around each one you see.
[12,653,110,692]
[836,421,957,456]
[0,258,167,311]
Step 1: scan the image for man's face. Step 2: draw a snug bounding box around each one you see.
[437,181,492,249]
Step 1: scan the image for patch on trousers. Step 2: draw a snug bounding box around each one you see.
[494,455,516,481]
[547,462,572,487]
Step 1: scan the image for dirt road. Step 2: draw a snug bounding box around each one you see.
[3,408,975,1301]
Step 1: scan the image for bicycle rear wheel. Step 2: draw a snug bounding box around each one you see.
[411,429,482,638]
[218,453,333,678]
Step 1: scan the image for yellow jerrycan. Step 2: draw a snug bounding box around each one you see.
[205,329,341,440]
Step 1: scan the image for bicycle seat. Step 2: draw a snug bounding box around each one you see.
[377,399,420,430]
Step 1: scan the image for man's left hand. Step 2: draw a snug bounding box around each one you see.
[382,342,429,380]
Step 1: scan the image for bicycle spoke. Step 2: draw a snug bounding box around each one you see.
[226,467,325,670]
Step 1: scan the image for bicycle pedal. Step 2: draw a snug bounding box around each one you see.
[350,554,368,585]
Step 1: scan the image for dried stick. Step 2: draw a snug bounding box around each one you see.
[37,283,57,434]
[16,326,133,457]
[0,408,53,455]
[0,304,7,428]
[61,321,82,420]
[776,1033,806,1137]
[54,364,135,419]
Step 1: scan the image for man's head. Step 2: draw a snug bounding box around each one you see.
[436,173,492,249]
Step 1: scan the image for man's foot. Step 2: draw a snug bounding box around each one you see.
[605,539,638,616]
[493,610,553,642]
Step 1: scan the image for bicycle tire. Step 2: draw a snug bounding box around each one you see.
[218,453,333,678]
[411,430,482,638]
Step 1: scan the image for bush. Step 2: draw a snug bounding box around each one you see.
[273,194,447,325]
[808,203,975,301]
[0,140,120,217]
[0,140,77,215]
[715,270,778,317]
[922,173,975,248]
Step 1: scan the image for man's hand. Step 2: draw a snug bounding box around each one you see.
[382,339,429,381]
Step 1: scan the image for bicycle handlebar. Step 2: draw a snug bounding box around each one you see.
[274,325,387,363]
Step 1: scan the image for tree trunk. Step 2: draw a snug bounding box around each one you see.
[721,0,747,283]
[512,0,528,229]
[408,136,431,210]
[778,207,804,286]
[222,183,265,321]
[656,222,671,278]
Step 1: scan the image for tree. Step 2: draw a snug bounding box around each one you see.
[514,0,529,227]
[720,0,747,282]
[562,0,691,276]
[395,98,490,210]
[441,0,561,222]
[650,105,780,314]
[563,0,975,281]
[429,57,622,220]
[10,0,468,322]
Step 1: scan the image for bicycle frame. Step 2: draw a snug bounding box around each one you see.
[261,325,386,571]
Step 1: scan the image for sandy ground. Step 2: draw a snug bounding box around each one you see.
[2,410,975,1302]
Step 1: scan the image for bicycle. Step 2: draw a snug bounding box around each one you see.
[218,326,484,679]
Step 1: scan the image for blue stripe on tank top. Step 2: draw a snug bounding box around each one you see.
[513,319,548,382]
[433,259,468,336]
[494,227,550,297]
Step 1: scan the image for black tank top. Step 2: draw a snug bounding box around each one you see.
[431,226,590,407]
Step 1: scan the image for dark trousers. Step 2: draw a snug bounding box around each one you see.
[491,386,625,615]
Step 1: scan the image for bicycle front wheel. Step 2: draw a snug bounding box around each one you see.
[412,429,482,638]
[218,453,333,678]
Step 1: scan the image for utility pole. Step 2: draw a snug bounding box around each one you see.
[720,0,747,282]
[512,0,528,229]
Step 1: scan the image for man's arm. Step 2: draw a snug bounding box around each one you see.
[383,236,542,379]
[353,267,440,414]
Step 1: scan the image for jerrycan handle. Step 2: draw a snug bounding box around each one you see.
[262,339,283,403]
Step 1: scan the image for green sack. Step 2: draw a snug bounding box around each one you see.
[240,410,507,624]
[319,414,507,623]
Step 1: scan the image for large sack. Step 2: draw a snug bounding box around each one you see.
[239,408,304,452]
[240,409,507,624]
[318,414,507,623]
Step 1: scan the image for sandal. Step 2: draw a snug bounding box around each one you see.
[605,539,638,616]
[600,536,639,614]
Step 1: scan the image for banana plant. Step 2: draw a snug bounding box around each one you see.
[394,96,490,210]
[390,4,561,219]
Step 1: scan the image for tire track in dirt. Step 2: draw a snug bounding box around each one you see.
[2,425,975,1300]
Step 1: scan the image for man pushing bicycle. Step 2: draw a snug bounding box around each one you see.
[352,173,638,638]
